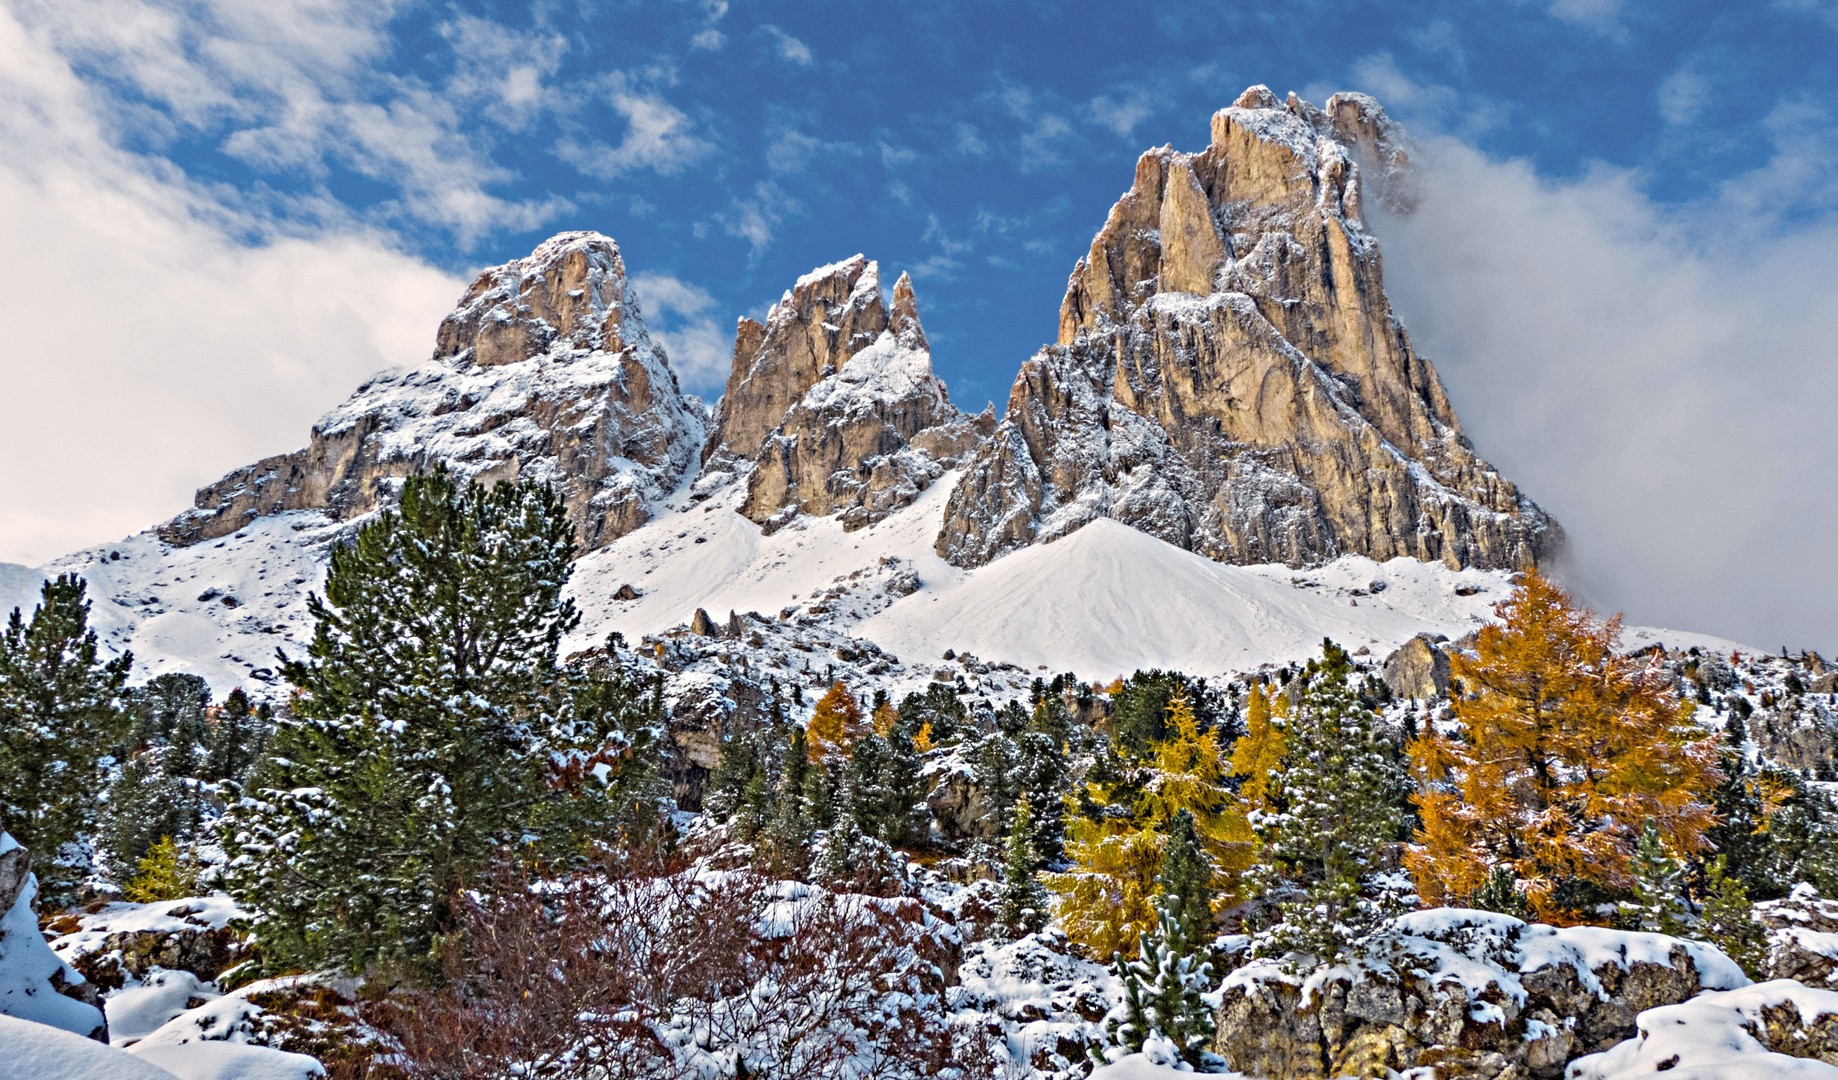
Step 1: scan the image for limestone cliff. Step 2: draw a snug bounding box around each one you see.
[712,260,991,532]
[159,232,706,551]
[936,86,1560,571]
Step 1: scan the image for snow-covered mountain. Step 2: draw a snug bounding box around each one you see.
[13,85,1707,698]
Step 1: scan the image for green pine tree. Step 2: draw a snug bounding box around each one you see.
[1158,809,1215,947]
[998,795,1049,938]
[0,574,133,903]
[1619,819,1690,935]
[1102,894,1222,1071]
[1695,856,1766,979]
[219,469,639,976]
[1253,640,1404,969]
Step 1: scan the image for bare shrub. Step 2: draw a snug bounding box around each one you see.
[389,848,998,1079]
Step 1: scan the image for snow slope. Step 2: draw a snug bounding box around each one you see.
[0,564,44,625]
[859,517,1513,679]
[33,464,1756,697]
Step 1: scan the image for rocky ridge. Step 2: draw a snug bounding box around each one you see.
[703,257,990,533]
[936,86,1560,572]
[159,232,706,552]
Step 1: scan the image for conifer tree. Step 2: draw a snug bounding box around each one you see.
[1158,810,1215,947]
[219,470,646,975]
[1048,692,1245,958]
[1695,856,1767,979]
[0,574,133,902]
[1408,572,1722,924]
[1619,819,1690,935]
[807,682,867,762]
[763,726,814,875]
[1104,894,1221,1070]
[998,795,1049,938]
[1253,641,1403,967]
[1229,683,1285,814]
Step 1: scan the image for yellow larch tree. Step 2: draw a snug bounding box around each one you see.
[806,682,868,763]
[1046,693,1250,958]
[1406,571,1722,924]
[1229,682,1286,815]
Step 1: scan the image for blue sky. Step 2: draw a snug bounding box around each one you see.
[3,0,1836,647]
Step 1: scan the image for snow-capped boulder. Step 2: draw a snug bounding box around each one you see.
[0,1014,177,1080]
[0,831,106,1040]
[1759,885,1838,989]
[936,86,1560,572]
[159,231,706,552]
[1569,980,1838,1080]
[1210,909,1747,1080]
[739,269,986,531]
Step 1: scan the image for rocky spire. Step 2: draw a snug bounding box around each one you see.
[937,88,1560,572]
[719,261,989,532]
[160,231,705,551]
[890,271,927,351]
[702,254,889,465]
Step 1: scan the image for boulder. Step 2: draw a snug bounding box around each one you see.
[1382,634,1453,700]
[0,831,106,1040]
[1211,910,1746,1080]
[1757,884,1838,988]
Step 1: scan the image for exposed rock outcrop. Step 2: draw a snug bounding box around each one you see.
[703,255,890,466]
[937,86,1560,572]
[1212,910,1746,1080]
[0,830,106,1040]
[160,232,706,552]
[1382,633,1452,699]
[712,259,990,532]
[1758,884,1838,988]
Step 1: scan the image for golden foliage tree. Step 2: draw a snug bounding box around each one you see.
[807,682,868,763]
[1046,694,1250,958]
[1229,683,1286,815]
[1406,571,1722,924]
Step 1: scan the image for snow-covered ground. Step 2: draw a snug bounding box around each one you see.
[7,468,1760,697]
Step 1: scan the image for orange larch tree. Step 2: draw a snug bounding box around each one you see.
[807,682,868,763]
[1406,571,1722,924]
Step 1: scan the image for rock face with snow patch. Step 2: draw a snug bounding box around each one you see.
[160,232,706,552]
[936,86,1560,572]
[1211,910,1746,1080]
[722,262,990,531]
[703,255,891,468]
[0,831,105,1040]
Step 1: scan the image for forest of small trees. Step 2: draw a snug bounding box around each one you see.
[2,469,1835,1076]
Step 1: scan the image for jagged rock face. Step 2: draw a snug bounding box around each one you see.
[160,232,706,552]
[703,255,891,466]
[721,263,988,532]
[938,85,1560,572]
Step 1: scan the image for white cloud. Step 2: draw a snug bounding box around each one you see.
[1369,112,1838,649]
[1656,65,1711,126]
[1542,0,1629,38]
[717,181,799,257]
[0,2,462,566]
[1087,88,1155,139]
[631,272,730,393]
[556,77,712,179]
[760,24,812,66]
[15,0,567,243]
[688,0,728,50]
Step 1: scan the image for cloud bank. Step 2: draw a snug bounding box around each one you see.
[1371,113,1838,651]
[0,3,461,566]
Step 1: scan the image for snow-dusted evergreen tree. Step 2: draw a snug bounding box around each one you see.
[1696,855,1766,979]
[220,469,656,975]
[1158,809,1215,949]
[1253,640,1403,968]
[998,795,1049,938]
[0,574,133,902]
[1619,819,1690,934]
[1103,902,1221,1070]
